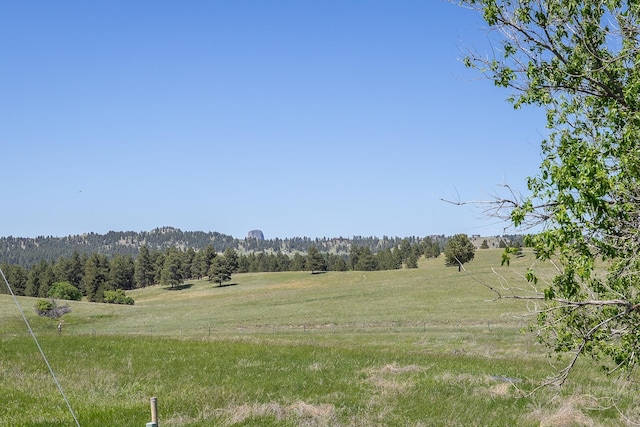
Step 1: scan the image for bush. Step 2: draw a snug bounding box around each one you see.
[35,299,71,318]
[48,282,82,301]
[103,289,134,305]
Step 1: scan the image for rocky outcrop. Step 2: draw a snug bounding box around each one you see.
[246,230,265,240]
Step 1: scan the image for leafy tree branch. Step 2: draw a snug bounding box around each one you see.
[456,0,640,385]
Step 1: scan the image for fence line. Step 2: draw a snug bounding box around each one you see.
[2,318,520,339]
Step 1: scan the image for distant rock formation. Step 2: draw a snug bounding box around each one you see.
[247,229,265,240]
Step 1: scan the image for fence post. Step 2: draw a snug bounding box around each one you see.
[146,397,158,427]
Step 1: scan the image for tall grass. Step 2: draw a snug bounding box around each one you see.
[1,250,638,425]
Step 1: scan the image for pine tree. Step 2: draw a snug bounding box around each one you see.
[134,245,154,288]
[305,246,326,273]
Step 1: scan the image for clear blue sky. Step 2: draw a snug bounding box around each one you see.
[0,1,546,240]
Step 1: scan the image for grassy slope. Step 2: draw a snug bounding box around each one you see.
[3,250,531,336]
[0,250,636,426]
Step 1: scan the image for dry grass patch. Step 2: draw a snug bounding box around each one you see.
[363,363,425,392]
[436,371,489,386]
[160,404,221,427]
[368,376,412,396]
[270,280,311,291]
[489,381,513,398]
[436,371,522,399]
[308,361,323,371]
[526,395,596,427]
[375,363,424,374]
[219,401,337,426]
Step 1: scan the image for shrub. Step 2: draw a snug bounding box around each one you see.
[103,289,134,305]
[48,282,82,301]
[35,299,71,318]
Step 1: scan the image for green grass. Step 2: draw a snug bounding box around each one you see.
[1,250,638,426]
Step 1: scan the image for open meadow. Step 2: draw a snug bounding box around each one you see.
[1,249,638,426]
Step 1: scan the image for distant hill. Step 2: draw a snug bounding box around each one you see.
[0,227,449,268]
[0,227,235,268]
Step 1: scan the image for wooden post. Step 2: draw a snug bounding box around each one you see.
[151,397,158,423]
[146,397,158,427]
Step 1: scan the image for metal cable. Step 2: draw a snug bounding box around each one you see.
[0,267,81,427]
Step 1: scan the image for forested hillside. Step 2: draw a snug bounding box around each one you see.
[0,236,445,302]
[0,227,447,268]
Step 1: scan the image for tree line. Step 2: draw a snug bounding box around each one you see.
[0,227,449,269]
[0,237,442,302]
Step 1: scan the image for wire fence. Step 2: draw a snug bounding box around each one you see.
[2,318,522,340]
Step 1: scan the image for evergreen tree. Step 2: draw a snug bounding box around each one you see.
[82,253,110,302]
[266,253,278,272]
[328,254,347,271]
[305,246,326,273]
[190,248,211,278]
[396,238,412,265]
[53,251,84,288]
[290,253,306,271]
[349,245,361,271]
[134,245,155,288]
[422,237,441,258]
[109,254,135,290]
[237,253,251,273]
[254,253,268,271]
[376,248,401,270]
[353,247,377,271]
[222,248,239,273]
[160,248,183,289]
[181,248,196,281]
[405,252,419,269]
[152,251,165,285]
[275,252,291,271]
[0,263,27,295]
[208,256,232,287]
[25,260,55,298]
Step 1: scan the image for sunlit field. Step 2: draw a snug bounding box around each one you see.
[1,250,637,426]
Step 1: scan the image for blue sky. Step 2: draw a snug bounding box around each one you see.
[0,1,546,239]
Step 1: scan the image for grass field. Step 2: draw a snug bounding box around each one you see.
[1,249,638,426]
